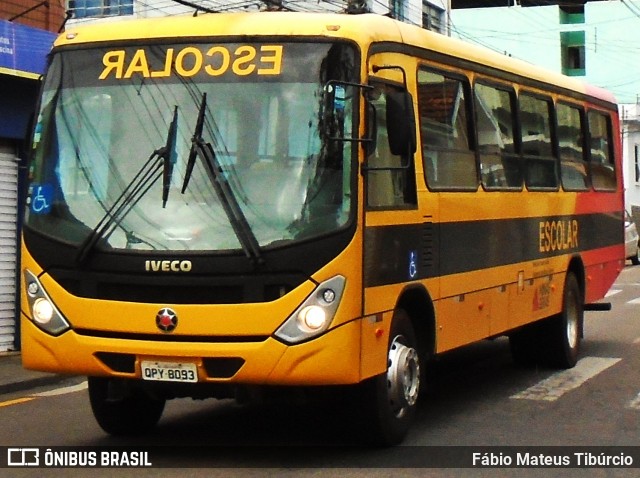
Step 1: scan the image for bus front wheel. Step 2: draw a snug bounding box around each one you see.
[88,377,166,435]
[359,309,421,446]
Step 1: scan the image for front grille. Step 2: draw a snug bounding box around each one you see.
[95,282,245,304]
[203,357,245,378]
[95,352,136,373]
[94,352,245,379]
[76,329,269,343]
[51,269,298,304]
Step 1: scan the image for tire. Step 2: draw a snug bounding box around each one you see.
[510,273,583,369]
[358,309,421,446]
[632,245,640,265]
[509,324,542,367]
[544,272,582,369]
[88,377,166,435]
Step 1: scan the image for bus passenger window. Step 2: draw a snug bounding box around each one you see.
[557,103,589,191]
[474,83,521,190]
[588,111,616,191]
[417,69,476,190]
[519,94,557,190]
[366,83,417,208]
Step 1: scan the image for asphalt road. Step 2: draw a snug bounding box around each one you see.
[2,264,640,477]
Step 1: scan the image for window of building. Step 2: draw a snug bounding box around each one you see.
[68,0,133,19]
[557,103,588,191]
[423,2,445,34]
[559,5,585,25]
[588,110,616,191]
[418,68,476,191]
[635,144,640,184]
[560,31,586,76]
[474,82,521,190]
[519,93,557,190]
[390,0,405,22]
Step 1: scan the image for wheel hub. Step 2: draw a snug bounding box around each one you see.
[566,293,579,349]
[387,335,420,416]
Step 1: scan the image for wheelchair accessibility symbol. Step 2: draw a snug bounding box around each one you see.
[408,250,418,279]
[30,184,53,215]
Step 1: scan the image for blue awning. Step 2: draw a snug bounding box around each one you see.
[0,19,56,79]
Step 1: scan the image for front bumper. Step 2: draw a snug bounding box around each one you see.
[20,314,363,386]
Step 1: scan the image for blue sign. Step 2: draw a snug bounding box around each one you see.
[409,250,418,279]
[30,184,53,215]
[0,19,56,77]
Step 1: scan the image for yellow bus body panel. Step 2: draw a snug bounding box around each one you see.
[21,316,364,385]
[20,229,374,385]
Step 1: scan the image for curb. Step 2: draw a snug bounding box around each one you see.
[0,374,74,397]
[0,352,83,397]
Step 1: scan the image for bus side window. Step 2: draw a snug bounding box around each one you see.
[366,83,417,208]
[588,110,616,191]
[557,103,589,191]
[474,83,521,190]
[417,68,476,191]
[519,93,558,190]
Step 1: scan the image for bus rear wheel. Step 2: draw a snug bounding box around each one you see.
[509,272,582,369]
[88,377,166,435]
[359,309,421,446]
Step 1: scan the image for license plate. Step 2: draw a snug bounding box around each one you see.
[141,361,198,383]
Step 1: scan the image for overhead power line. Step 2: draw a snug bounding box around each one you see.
[169,0,219,13]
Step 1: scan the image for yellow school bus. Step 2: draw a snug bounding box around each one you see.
[20,11,624,445]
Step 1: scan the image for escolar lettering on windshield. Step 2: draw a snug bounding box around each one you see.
[99,45,283,80]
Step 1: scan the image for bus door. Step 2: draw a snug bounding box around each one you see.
[360,59,431,378]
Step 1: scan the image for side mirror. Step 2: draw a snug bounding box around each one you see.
[386,90,416,157]
[321,80,376,153]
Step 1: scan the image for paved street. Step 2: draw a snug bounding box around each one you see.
[1,264,640,476]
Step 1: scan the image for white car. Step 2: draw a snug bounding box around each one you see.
[625,210,640,265]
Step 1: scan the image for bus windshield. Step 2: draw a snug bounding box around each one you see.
[26,42,357,254]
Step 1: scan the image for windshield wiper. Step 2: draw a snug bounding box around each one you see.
[75,107,179,264]
[181,93,206,194]
[162,106,179,208]
[182,93,264,266]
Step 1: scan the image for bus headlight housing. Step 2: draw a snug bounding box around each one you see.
[274,275,346,344]
[298,305,327,331]
[33,298,55,324]
[23,269,71,336]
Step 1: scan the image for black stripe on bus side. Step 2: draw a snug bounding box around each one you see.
[363,212,623,288]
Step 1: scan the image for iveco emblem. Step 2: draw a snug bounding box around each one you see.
[145,260,192,272]
[156,308,178,333]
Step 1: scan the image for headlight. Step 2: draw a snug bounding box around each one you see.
[274,275,346,344]
[298,305,327,332]
[23,269,71,336]
[33,298,55,324]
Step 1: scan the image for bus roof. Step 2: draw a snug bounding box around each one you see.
[57,12,616,105]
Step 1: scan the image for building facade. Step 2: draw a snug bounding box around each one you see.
[64,0,451,34]
[621,104,640,217]
[0,1,63,351]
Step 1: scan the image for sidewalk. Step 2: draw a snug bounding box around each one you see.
[0,352,72,396]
